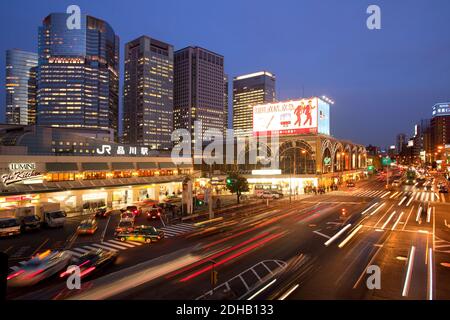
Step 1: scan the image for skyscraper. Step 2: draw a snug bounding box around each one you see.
[396,133,407,155]
[36,13,119,140]
[174,46,225,141]
[232,71,276,137]
[224,74,229,134]
[5,49,38,125]
[123,36,174,150]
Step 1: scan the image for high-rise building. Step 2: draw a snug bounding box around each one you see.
[174,46,225,141]
[36,13,119,141]
[431,103,450,150]
[123,36,174,150]
[224,74,229,134]
[5,49,38,125]
[396,133,407,155]
[232,71,276,137]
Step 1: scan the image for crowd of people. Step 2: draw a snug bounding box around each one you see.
[304,184,339,195]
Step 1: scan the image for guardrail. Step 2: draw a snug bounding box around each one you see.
[196,260,287,300]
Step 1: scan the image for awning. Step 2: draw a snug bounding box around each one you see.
[46,162,78,172]
[81,162,109,171]
[136,162,158,169]
[158,162,177,169]
[177,163,193,168]
[111,162,135,170]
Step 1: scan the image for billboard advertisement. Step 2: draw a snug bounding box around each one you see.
[253,97,330,136]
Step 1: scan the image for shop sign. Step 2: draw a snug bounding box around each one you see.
[1,163,43,186]
[96,144,149,156]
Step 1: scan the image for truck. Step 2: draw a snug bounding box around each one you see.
[0,202,66,229]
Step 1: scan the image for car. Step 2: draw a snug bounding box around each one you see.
[59,248,118,279]
[114,219,134,235]
[123,205,141,217]
[0,218,21,238]
[163,195,182,204]
[146,207,162,220]
[77,219,98,235]
[261,190,279,199]
[346,181,356,188]
[120,211,135,221]
[439,186,448,193]
[19,215,41,232]
[94,207,109,218]
[157,202,179,215]
[7,250,72,287]
[392,180,401,187]
[117,226,164,243]
[135,225,165,238]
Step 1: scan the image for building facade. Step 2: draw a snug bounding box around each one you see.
[36,13,120,140]
[5,49,38,125]
[174,46,225,141]
[123,36,174,150]
[232,71,276,137]
[0,125,193,217]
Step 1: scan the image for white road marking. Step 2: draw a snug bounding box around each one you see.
[381,191,391,199]
[402,246,416,297]
[406,196,414,207]
[398,196,407,206]
[108,240,135,247]
[428,248,434,300]
[90,243,118,252]
[392,212,404,230]
[382,211,396,230]
[64,250,83,257]
[370,203,386,216]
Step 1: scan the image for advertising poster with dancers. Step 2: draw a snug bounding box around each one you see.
[253,97,324,136]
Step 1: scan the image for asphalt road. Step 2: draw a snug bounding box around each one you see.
[3,175,450,300]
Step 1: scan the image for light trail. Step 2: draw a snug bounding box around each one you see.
[361,202,378,215]
[167,232,270,279]
[180,232,284,282]
[338,225,363,248]
[247,279,277,300]
[278,284,299,300]
[324,224,352,247]
[370,203,385,216]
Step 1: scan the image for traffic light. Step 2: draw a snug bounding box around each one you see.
[226,177,232,186]
[211,270,218,286]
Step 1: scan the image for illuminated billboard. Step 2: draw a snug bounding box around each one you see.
[253,97,330,136]
[432,103,450,117]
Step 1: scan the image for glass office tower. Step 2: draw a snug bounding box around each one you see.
[5,49,38,125]
[123,36,174,150]
[37,13,120,140]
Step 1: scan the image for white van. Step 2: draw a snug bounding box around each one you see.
[0,218,21,237]
[43,210,66,228]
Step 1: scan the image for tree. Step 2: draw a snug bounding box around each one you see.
[225,173,249,204]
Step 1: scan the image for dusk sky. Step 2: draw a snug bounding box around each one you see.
[0,0,449,148]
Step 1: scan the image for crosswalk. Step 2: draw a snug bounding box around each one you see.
[9,223,197,271]
[159,223,197,238]
[348,189,448,203]
[435,237,450,254]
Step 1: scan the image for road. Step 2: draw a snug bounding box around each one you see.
[2,175,450,300]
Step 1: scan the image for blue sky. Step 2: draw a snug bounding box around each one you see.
[0,0,449,148]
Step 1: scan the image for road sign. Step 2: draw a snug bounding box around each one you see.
[382,157,392,166]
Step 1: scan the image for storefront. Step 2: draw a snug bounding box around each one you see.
[0,155,193,216]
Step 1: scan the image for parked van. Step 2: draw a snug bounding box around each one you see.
[0,218,21,238]
[43,210,66,228]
